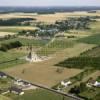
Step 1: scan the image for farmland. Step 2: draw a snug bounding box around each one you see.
[0,26,37,33]
[0,38,49,46]
[0,50,26,69]
[37,38,75,56]
[56,45,100,69]
[3,43,93,87]
[0,38,49,69]
[0,95,12,100]
[0,10,100,100]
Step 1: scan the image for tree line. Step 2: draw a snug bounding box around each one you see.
[0,18,36,26]
[0,41,22,52]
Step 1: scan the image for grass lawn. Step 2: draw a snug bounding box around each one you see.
[6,89,73,100]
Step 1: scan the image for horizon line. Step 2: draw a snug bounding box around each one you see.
[0,5,100,7]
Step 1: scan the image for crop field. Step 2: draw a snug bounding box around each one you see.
[0,32,16,37]
[0,13,38,20]
[89,21,100,33]
[37,38,75,56]
[0,26,37,33]
[56,45,100,70]
[0,38,49,47]
[77,33,100,45]
[33,13,67,23]
[0,12,100,24]
[0,50,26,69]
[76,21,100,45]
[80,45,100,57]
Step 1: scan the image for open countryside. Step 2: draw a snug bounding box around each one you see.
[0,5,100,100]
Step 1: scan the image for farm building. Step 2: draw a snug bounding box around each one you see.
[9,86,24,95]
[87,79,100,88]
[14,79,37,90]
[61,80,72,87]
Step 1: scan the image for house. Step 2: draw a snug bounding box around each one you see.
[14,79,31,86]
[93,81,100,87]
[9,86,24,95]
[87,79,100,88]
[14,79,37,90]
[0,72,7,78]
[61,81,72,87]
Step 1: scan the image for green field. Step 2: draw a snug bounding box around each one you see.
[77,33,100,45]
[56,45,100,69]
[89,21,100,33]
[6,89,73,100]
[0,38,49,69]
[80,45,100,57]
[0,95,12,100]
[37,38,75,56]
[0,51,26,70]
[76,21,100,45]
[0,38,49,47]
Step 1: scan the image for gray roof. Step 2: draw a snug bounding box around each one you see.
[9,86,22,93]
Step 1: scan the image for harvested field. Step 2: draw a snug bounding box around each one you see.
[0,32,16,36]
[0,12,100,24]
[0,26,37,32]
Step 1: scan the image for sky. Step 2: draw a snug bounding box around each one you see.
[0,0,100,7]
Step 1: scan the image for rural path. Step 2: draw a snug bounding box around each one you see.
[3,43,95,87]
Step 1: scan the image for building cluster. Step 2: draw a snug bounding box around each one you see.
[0,71,37,95]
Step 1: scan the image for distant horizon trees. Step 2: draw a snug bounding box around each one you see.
[0,18,36,26]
